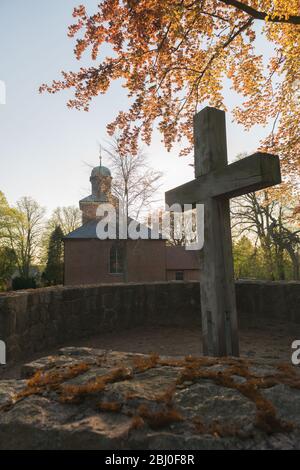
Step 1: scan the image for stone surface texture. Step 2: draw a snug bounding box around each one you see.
[0,347,300,450]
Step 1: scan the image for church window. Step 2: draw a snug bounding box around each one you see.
[175,271,184,281]
[110,244,124,274]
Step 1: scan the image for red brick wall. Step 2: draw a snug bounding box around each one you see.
[166,270,200,281]
[64,239,166,285]
[79,203,99,225]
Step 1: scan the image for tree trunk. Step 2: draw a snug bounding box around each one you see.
[277,247,285,280]
[123,181,129,283]
[286,248,300,280]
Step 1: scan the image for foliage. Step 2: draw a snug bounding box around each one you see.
[232,189,300,279]
[233,235,258,278]
[7,197,46,280]
[0,246,17,290]
[233,236,297,281]
[0,191,19,241]
[47,206,82,235]
[12,276,36,291]
[40,1,300,184]
[43,225,64,285]
[40,206,81,264]
[0,192,45,289]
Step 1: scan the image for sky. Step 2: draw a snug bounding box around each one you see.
[0,0,275,216]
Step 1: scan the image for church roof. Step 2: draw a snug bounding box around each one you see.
[91,165,111,177]
[64,218,165,240]
[79,194,108,203]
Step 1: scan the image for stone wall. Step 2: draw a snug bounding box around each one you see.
[0,280,299,363]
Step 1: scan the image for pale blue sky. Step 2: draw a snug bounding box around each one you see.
[0,0,274,215]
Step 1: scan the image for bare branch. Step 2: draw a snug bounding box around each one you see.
[217,0,300,24]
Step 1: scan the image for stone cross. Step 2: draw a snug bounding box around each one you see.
[165,107,281,357]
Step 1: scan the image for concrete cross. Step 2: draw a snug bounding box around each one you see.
[165,107,281,357]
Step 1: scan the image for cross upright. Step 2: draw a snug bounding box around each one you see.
[165,107,281,357]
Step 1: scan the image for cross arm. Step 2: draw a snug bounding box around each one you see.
[165,152,281,208]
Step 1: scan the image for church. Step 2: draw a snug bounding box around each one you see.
[64,162,200,285]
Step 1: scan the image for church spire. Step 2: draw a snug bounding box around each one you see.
[99,144,102,168]
[79,148,118,223]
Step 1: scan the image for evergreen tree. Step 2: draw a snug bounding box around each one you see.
[43,226,64,285]
[0,246,17,290]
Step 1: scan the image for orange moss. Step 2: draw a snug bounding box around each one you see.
[158,358,185,367]
[176,360,295,435]
[184,355,215,367]
[129,416,145,431]
[124,391,138,401]
[154,386,176,405]
[276,363,300,390]
[60,380,106,403]
[124,386,176,405]
[238,382,294,434]
[133,353,160,372]
[97,401,122,412]
[15,363,90,400]
[137,404,183,430]
[60,367,133,403]
[193,417,247,438]
[4,351,298,439]
[158,355,216,369]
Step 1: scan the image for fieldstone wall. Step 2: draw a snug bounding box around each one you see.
[0,280,299,363]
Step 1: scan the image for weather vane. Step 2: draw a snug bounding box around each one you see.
[99,144,102,167]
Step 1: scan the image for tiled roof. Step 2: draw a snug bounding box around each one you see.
[64,218,165,240]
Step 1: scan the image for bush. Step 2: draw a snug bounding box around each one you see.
[12,277,37,291]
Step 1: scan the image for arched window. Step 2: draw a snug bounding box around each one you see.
[109,244,124,274]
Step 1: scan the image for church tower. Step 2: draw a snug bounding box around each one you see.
[79,160,118,224]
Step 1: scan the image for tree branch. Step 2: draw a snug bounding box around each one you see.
[218,0,300,25]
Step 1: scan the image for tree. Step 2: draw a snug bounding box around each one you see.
[231,190,299,280]
[0,191,18,241]
[43,226,64,285]
[268,208,300,279]
[40,206,82,264]
[233,235,260,278]
[103,137,163,220]
[0,246,17,290]
[7,197,45,279]
[160,209,197,246]
[40,1,300,183]
[0,192,19,290]
[47,206,82,235]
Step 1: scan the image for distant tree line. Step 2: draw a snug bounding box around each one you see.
[0,191,81,291]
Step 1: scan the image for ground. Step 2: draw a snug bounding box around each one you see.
[1,321,298,380]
